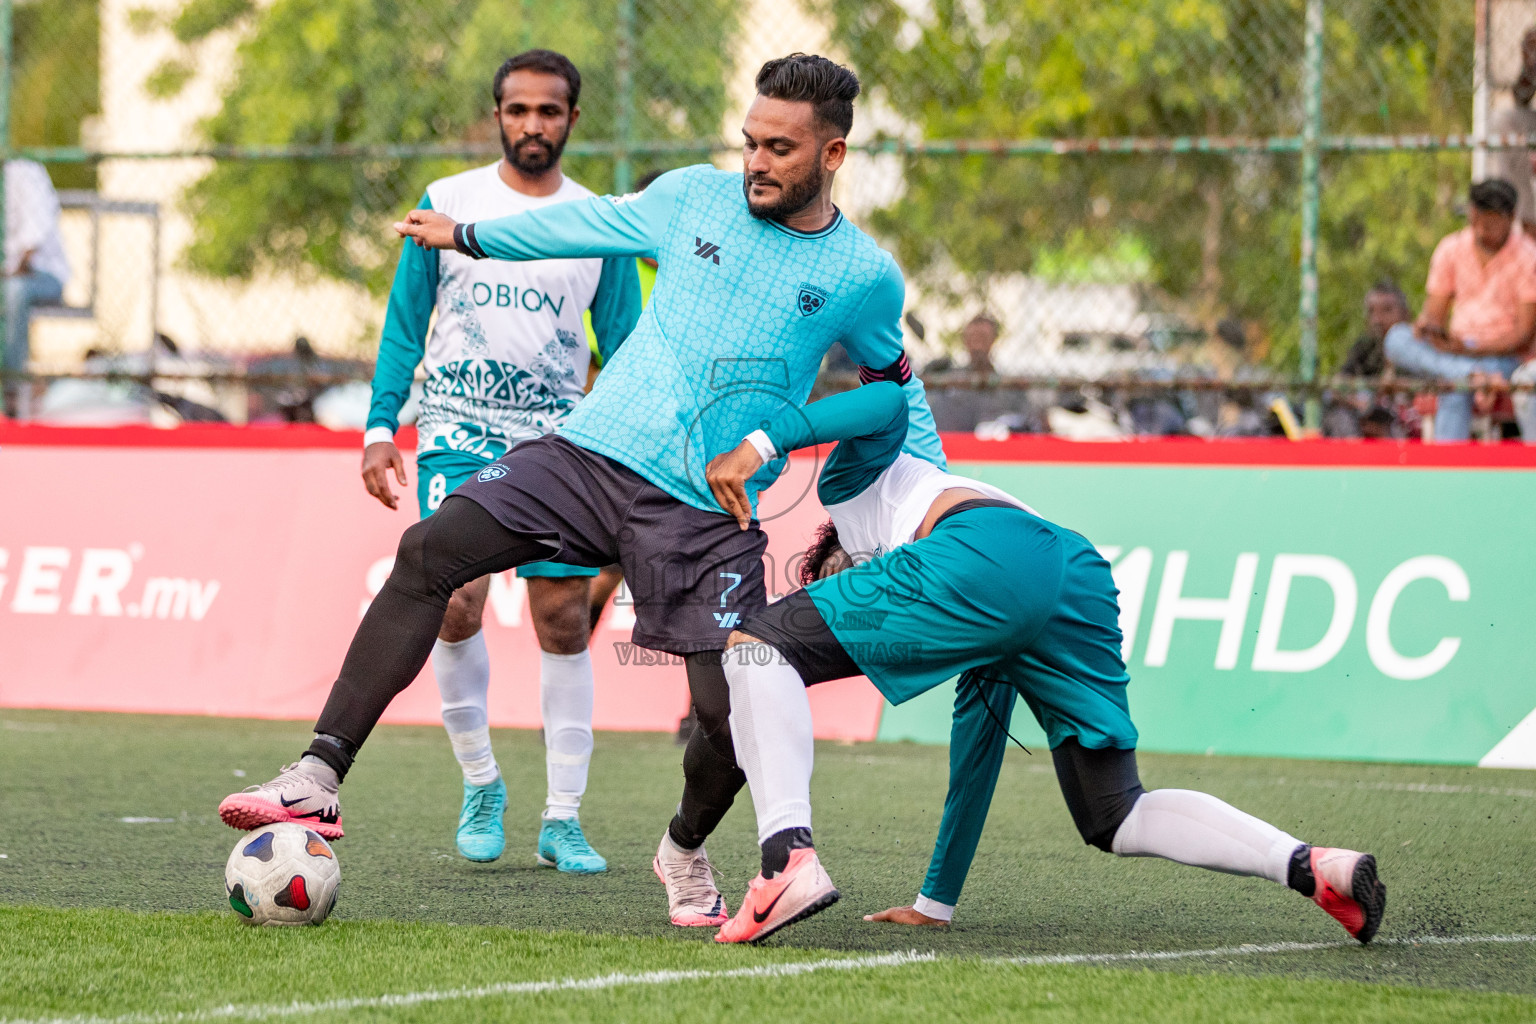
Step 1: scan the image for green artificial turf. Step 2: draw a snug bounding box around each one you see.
[1,709,1533,1022]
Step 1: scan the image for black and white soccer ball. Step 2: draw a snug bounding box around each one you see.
[224,823,341,926]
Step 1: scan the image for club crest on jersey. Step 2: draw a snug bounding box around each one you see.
[476,465,508,483]
[797,284,829,317]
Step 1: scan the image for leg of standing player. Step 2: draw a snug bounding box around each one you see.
[616,498,764,928]
[525,571,607,873]
[218,436,632,839]
[433,578,507,862]
[420,457,509,864]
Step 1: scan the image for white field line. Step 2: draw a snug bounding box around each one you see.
[1257,777,1536,800]
[7,935,1536,1024]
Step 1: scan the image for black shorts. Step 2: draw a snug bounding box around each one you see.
[738,588,860,683]
[453,434,767,654]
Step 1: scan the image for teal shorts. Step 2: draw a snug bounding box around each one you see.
[805,505,1137,751]
[416,451,598,580]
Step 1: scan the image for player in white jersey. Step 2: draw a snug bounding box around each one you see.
[355,50,641,871]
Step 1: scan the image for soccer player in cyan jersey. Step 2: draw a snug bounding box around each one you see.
[219,54,944,928]
[356,51,639,873]
[703,384,1387,944]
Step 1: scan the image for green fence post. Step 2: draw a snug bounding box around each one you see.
[1299,0,1323,430]
[614,0,635,194]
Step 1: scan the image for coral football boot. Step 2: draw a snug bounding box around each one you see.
[1309,846,1386,944]
[715,848,839,945]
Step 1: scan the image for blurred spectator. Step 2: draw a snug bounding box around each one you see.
[4,160,72,417]
[1340,282,1410,377]
[1489,28,1536,238]
[1383,179,1536,441]
[247,336,370,423]
[926,314,999,375]
[1324,282,1414,438]
[924,315,1045,434]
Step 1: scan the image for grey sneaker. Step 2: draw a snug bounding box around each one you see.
[219,761,343,839]
[652,832,728,926]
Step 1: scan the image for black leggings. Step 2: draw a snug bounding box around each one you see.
[1051,738,1146,851]
[314,496,555,749]
[669,653,747,849]
[315,495,749,842]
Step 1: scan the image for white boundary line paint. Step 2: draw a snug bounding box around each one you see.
[7,935,1535,1024]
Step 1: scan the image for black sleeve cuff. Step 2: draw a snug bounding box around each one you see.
[857,351,913,385]
[453,222,487,259]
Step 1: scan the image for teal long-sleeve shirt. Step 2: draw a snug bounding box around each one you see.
[758,382,1019,915]
[453,164,944,513]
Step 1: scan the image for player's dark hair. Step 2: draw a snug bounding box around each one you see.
[755,53,860,137]
[799,519,844,588]
[1469,178,1518,217]
[493,49,581,108]
[634,169,667,191]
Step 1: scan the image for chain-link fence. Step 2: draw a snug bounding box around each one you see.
[2,0,1528,436]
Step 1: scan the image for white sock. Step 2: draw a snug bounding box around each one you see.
[540,649,594,821]
[433,632,499,787]
[723,643,814,843]
[1111,789,1302,885]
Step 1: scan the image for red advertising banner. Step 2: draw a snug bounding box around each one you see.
[0,428,886,741]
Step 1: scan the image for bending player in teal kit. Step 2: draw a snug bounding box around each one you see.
[219,54,944,929]
[705,383,1387,944]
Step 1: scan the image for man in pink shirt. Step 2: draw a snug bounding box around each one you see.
[1384,179,1536,441]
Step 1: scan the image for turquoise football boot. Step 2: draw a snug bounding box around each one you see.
[537,817,608,873]
[455,777,507,862]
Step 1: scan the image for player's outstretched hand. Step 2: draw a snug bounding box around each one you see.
[863,906,950,927]
[362,440,408,510]
[706,440,764,531]
[393,209,459,250]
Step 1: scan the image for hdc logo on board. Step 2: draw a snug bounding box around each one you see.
[0,546,220,621]
[1098,547,1467,681]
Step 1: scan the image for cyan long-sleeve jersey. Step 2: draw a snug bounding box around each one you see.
[368,168,642,460]
[454,163,944,513]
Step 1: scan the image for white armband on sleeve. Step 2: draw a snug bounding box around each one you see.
[913,894,955,923]
[363,426,397,449]
[744,429,779,465]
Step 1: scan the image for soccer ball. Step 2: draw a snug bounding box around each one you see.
[224,823,341,926]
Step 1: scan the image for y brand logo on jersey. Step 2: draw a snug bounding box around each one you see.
[476,465,508,483]
[693,237,722,265]
[797,284,829,316]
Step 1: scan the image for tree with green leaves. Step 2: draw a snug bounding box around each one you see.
[149,0,739,294]
[13,0,99,190]
[816,0,1471,372]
